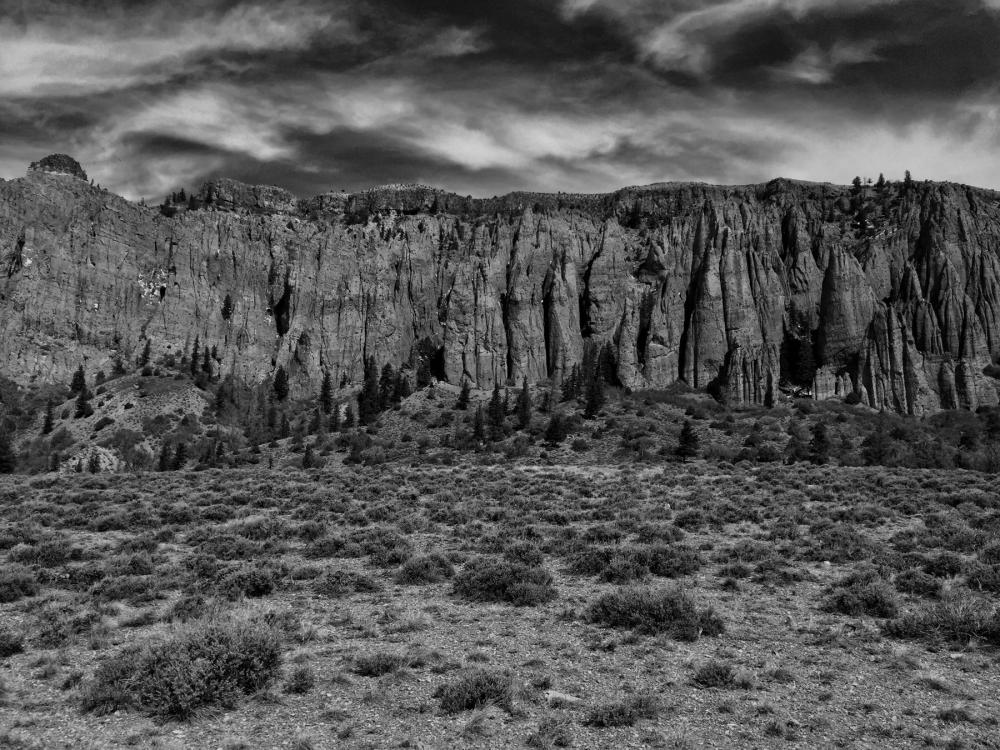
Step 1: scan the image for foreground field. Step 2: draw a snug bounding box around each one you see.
[1,462,999,749]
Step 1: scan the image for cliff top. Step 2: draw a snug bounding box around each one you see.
[27,153,88,182]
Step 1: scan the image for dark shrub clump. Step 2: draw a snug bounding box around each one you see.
[453,557,556,606]
[435,669,514,713]
[586,587,724,639]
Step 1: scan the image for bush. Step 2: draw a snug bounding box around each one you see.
[884,597,1000,646]
[583,693,659,727]
[284,666,314,694]
[80,619,281,719]
[312,570,382,598]
[352,652,412,677]
[894,569,942,598]
[453,557,556,606]
[822,569,898,618]
[395,553,454,585]
[216,564,277,599]
[0,629,24,658]
[586,587,724,639]
[526,715,574,747]
[0,565,39,603]
[435,669,513,713]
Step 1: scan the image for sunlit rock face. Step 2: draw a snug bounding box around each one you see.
[1,160,998,415]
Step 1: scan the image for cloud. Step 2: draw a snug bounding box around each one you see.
[1,0,999,199]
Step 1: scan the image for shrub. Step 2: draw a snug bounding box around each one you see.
[0,629,24,658]
[526,715,574,748]
[586,587,724,639]
[0,565,39,603]
[395,553,455,585]
[284,666,314,694]
[884,597,1000,646]
[216,564,277,599]
[453,557,556,606]
[691,660,753,689]
[822,569,898,618]
[583,693,659,727]
[80,619,281,719]
[894,569,942,598]
[312,570,382,598]
[435,669,513,713]
[352,652,412,677]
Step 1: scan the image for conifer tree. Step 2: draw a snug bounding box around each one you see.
[87,452,100,473]
[544,413,568,445]
[515,377,532,429]
[190,336,200,378]
[378,363,396,410]
[676,420,700,460]
[70,365,86,395]
[319,371,334,414]
[202,346,212,375]
[456,379,471,410]
[809,422,830,464]
[221,293,234,321]
[139,339,151,368]
[331,403,341,432]
[0,429,15,473]
[157,443,172,472]
[273,365,289,401]
[393,372,411,402]
[561,364,580,402]
[302,443,316,469]
[473,405,486,443]
[172,442,187,470]
[488,383,505,438]
[584,371,605,419]
[343,403,355,428]
[74,387,93,419]
[358,356,380,424]
[42,399,54,435]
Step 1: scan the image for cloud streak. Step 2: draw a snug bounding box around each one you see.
[1,0,998,199]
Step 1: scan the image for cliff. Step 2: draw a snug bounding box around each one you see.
[2,160,999,415]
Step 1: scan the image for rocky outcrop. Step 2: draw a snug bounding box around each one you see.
[1,161,999,414]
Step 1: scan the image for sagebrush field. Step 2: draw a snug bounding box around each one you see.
[1,457,999,749]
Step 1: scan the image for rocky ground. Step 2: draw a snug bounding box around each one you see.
[1,460,998,749]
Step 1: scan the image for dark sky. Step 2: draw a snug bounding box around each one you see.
[2,0,999,200]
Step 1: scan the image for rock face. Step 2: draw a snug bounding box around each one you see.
[1,163,999,415]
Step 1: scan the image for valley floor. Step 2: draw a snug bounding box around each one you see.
[0,462,998,749]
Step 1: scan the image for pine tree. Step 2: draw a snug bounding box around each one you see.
[561,364,579,402]
[876,173,886,190]
[599,342,617,385]
[488,383,504,438]
[319,371,334,415]
[0,429,15,473]
[472,405,486,443]
[809,422,830,464]
[416,357,432,389]
[343,404,355,428]
[221,293,234,321]
[456,379,471,410]
[515,377,532,429]
[331,403,342,432]
[87,452,100,473]
[139,339,151,367]
[544,413,568,445]
[42,399,54,435]
[358,356,380,424]
[393,372,411,402]
[190,336,200,378]
[201,346,212,375]
[157,443,172,472]
[302,443,316,469]
[74,387,93,419]
[584,371,605,419]
[676,420,700,460]
[903,170,914,191]
[70,364,86,395]
[378,363,396,410]
[172,442,187,470]
[273,365,289,401]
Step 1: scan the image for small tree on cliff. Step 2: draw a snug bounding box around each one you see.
[189,337,200,378]
[488,383,505,439]
[0,430,16,473]
[392,371,411,402]
[676,420,700,460]
[74,387,93,419]
[472,405,486,443]
[42,399,54,435]
[358,356,380,424]
[561,364,580,402]
[138,339,151,368]
[378,363,396,410]
[221,293,234,321]
[584,371,605,419]
[273,366,289,401]
[70,365,86,395]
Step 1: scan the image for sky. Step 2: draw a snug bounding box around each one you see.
[1,0,999,201]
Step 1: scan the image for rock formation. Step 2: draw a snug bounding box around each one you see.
[1,157,999,415]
